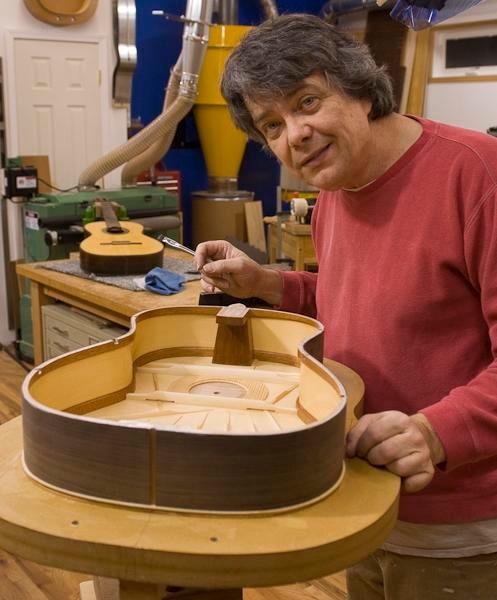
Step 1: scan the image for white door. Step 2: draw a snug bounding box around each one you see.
[13,38,102,189]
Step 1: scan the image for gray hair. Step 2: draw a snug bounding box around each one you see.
[221,14,396,144]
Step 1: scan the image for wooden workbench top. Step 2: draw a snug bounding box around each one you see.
[16,253,202,319]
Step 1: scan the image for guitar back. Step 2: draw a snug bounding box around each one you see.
[80,221,164,275]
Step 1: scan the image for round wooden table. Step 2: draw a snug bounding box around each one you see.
[0,362,399,599]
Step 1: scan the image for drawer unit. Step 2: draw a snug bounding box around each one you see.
[45,330,81,359]
[42,303,127,360]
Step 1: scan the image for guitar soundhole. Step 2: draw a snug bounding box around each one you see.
[102,226,129,234]
[189,380,247,398]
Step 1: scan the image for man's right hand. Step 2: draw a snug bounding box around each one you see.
[194,240,283,305]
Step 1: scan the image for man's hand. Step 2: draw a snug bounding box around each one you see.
[346,411,445,493]
[194,240,283,305]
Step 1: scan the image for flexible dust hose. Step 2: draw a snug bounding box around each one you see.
[260,0,278,18]
[78,94,194,188]
[79,0,213,189]
[120,54,183,186]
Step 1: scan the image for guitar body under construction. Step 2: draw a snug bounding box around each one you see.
[22,305,351,514]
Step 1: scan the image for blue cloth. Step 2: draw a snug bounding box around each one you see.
[144,267,186,295]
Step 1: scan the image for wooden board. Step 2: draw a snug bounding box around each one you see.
[20,155,52,194]
[0,416,399,588]
[15,251,202,365]
[281,222,311,236]
[244,201,267,254]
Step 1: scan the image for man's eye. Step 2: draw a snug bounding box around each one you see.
[301,96,318,109]
[263,121,281,136]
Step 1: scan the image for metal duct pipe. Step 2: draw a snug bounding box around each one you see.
[78,0,213,189]
[121,0,213,185]
[260,0,278,19]
[213,0,238,24]
[321,0,384,20]
[122,0,241,185]
[180,0,213,99]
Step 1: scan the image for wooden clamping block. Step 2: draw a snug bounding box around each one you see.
[212,304,253,366]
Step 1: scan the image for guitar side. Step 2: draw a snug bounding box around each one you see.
[80,221,164,275]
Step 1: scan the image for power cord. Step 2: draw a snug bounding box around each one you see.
[37,177,80,193]
[4,195,26,205]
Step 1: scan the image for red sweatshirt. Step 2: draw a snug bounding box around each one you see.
[279,117,497,523]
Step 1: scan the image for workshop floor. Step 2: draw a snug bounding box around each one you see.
[0,350,348,600]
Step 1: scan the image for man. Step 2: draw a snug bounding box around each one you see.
[194,14,497,599]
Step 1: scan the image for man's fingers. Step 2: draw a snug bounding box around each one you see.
[200,280,215,293]
[194,241,214,270]
[347,412,404,457]
[202,257,246,277]
[346,414,380,457]
[353,412,411,458]
[377,450,434,492]
[384,449,432,477]
[401,469,434,494]
[365,429,428,466]
[346,410,436,493]
[201,273,230,290]
[194,240,232,269]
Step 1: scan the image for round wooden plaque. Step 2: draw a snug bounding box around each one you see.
[24,0,98,26]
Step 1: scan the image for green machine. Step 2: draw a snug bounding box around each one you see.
[19,185,181,360]
[24,186,180,261]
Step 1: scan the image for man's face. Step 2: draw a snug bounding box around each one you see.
[246,74,374,191]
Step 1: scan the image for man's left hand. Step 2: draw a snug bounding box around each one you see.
[346,411,444,493]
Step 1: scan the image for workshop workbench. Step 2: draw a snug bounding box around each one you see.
[16,251,201,365]
[0,360,400,600]
[265,219,317,271]
[280,222,317,271]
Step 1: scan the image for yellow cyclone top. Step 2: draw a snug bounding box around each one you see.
[194,25,253,182]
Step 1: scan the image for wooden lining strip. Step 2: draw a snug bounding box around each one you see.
[67,386,131,415]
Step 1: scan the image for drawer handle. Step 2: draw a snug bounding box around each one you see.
[53,342,70,352]
[52,326,69,337]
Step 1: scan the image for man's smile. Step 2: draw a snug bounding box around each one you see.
[298,143,332,169]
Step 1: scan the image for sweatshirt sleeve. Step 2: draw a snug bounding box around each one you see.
[421,185,497,471]
[276,270,318,318]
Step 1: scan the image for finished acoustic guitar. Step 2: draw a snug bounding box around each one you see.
[79,200,164,275]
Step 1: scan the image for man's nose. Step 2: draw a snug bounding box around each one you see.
[287,116,311,148]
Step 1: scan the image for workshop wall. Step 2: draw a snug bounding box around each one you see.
[0,0,128,345]
[423,0,497,132]
[0,1,128,188]
[131,0,324,246]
